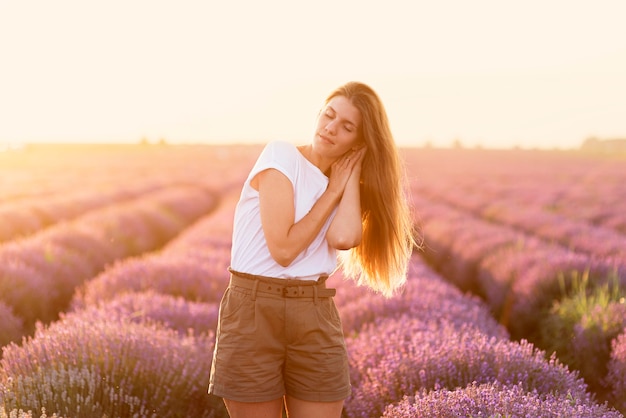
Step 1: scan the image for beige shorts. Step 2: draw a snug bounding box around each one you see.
[208,270,351,403]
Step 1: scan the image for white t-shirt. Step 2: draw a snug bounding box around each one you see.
[230,141,338,280]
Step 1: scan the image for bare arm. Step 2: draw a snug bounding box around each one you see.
[255,168,344,267]
[326,147,367,250]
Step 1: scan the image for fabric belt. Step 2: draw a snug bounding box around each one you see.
[228,268,336,302]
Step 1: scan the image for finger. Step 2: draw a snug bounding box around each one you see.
[350,148,365,163]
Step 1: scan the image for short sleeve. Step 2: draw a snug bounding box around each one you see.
[246,141,298,187]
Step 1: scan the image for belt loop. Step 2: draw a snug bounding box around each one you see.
[313,286,318,305]
[251,279,259,301]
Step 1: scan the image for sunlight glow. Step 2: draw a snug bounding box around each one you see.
[1,0,625,149]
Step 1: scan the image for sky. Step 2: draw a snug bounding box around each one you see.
[1,0,625,149]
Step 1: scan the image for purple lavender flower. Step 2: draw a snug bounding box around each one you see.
[0,259,58,331]
[0,301,24,348]
[570,302,626,392]
[71,192,239,311]
[0,186,220,337]
[606,329,626,414]
[71,251,231,311]
[0,312,223,417]
[381,381,622,418]
[344,316,591,418]
[66,291,219,336]
[339,256,508,340]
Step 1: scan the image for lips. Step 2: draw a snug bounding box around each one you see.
[318,133,334,145]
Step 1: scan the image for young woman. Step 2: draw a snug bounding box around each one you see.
[208,81,416,418]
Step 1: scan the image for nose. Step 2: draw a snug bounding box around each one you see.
[324,119,337,135]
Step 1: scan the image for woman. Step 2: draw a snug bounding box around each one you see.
[208,81,416,418]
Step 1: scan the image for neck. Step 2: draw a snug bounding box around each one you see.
[298,144,332,174]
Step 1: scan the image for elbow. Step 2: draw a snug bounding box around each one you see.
[328,235,361,251]
[270,248,297,267]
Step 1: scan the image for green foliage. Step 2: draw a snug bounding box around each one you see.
[538,269,626,393]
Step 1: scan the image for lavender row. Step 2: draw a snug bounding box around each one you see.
[340,254,618,417]
[607,332,626,413]
[70,191,240,312]
[413,182,626,263]
[0,302,22,348]
[382,381,621,418]
[562,299,626,399]
[0,144,259,204]
[336,256,507,339]
[0,185,218,340]
[411,193,626,411]
[2,162,619,416]
[0,193,243,416]
[412,194,625,334]
[403,148,626,233]
[0,307,224,417]
[403,149,626,208]
[0,181,173,243]
[71,183,624,417]
[2,235,617,416]
[4,186,497,416]
[4,244,602,417]
[551,197,626,235]
[412,173,626,231]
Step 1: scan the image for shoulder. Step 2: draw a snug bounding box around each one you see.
[263,140,298,157]
[250,141,300,183]
[256,141,300,168]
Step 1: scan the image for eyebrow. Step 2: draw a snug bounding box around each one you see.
[327,105,358,128]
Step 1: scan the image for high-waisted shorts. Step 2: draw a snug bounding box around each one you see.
[208,269,351,403]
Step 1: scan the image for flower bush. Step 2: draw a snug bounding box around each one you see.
[70,192,239,311]
[0,260,57,332]
[606,330,626,413]
[344,315,591,418]
[0,302,23,348]
[0,185,218,334]
[0,313,224,418]
[71,253,230,310]
[382,381,622,418]
[0,182,162,244]
[538,274,626,393]
[1,407,63,418]
[409,189,626,410]
[339,256,507,340]
[67,291,218,336]
[3,145,626,415]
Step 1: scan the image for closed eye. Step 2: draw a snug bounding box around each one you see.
[324,105,357,132]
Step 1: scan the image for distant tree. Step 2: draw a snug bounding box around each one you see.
[580,137,626,153]
[581,136,599,150]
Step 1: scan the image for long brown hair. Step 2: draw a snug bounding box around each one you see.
[328,81,418,296]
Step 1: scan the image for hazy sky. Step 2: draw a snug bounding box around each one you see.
[1,0,625,149]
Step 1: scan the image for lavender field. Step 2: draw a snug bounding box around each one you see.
[1,144,625,417]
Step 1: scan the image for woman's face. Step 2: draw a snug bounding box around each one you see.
[313,95,362,159]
